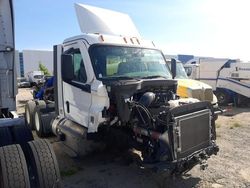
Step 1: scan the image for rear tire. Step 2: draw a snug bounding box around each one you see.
[34,105,54,138]
[34,108,44,137]
[27,139,61,188]
[25,101,36,130]
[0,144,30,188]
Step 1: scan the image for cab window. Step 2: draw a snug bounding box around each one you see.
[65,49,87,83]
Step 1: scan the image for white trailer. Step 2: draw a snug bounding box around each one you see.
[184,58,250,105]
[26,4,220,176]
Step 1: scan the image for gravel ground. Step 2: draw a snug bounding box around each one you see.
[17,88,250,188]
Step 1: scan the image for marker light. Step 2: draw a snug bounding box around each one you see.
[123,37,128,43]
[100,35,105,42]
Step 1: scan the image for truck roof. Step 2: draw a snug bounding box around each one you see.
[63,4,156,49]
[63,33,156,49]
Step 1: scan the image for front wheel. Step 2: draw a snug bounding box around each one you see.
[215,90,230,105]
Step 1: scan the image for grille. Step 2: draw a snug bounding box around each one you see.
[174,109,211,159]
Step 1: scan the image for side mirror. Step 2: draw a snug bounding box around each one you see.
[171,58,176,79]
[61,54,74,81]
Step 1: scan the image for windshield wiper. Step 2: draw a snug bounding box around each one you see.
[141,75,169,79]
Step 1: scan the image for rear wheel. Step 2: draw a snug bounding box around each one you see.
[0,144,30,188]
[27,139,61,188]
[25,101,36,130]
[34,109,44,137]
[34,105,54,138]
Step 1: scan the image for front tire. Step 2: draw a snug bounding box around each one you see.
[215,90,230,105]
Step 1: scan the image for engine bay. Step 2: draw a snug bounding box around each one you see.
[99,78,219,173]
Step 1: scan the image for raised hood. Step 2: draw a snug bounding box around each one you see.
[74,3,141,38]
[0,0,16,111]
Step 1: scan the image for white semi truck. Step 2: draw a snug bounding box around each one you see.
[26,4,220,175]
[184,58,250,105]
[26,70,45,86]
[0,1,60,187]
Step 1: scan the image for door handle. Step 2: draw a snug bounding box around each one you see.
[66,101,70,113]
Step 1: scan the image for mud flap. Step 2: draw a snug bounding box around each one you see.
[0,118,33,147]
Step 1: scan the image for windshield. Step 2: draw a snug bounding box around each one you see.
[89,46,172,80]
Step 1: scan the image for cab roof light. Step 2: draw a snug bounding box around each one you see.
[130,38,134,44]
[123,37,128,43]
[100,35,105,42]
[136,38,140,45]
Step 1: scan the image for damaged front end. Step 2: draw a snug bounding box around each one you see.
[103,79,219,175]
[131,101,219,174]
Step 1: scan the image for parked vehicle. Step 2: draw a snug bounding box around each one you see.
[17,77,31,88]
[184,58,250,105]
[165,58,218,106]
[26,4,220,175]
[0,1,61,187]
[26,70,45,86]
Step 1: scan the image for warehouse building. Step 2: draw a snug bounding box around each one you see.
[17,50,53,77]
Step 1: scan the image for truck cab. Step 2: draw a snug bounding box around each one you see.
[48,4,219,174]
[58,34,173,132]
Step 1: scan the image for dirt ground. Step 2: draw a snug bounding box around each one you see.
[17,88,250,188]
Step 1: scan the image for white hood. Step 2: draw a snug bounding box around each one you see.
[74,3,141,38]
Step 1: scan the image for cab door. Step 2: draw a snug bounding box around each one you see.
[62,42,92,128]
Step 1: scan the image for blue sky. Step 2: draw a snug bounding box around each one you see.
[14,0,250,60]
